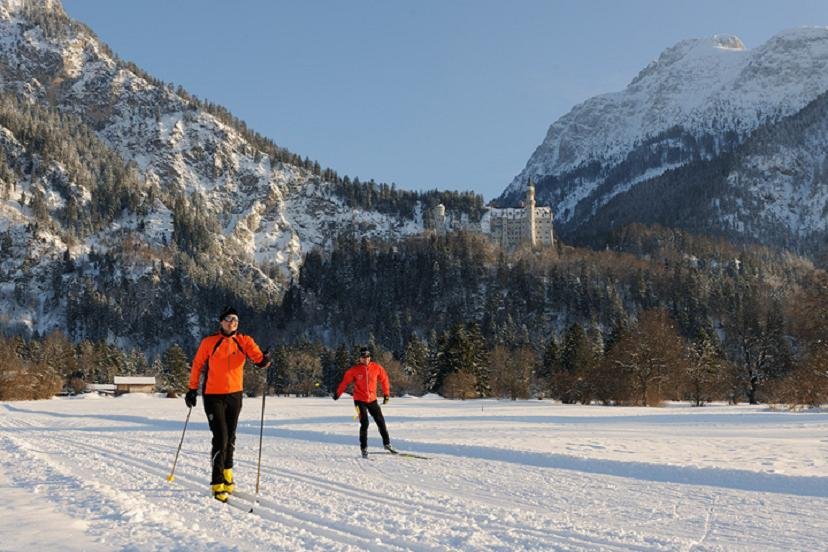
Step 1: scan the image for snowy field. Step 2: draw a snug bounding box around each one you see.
[1,395,827,551]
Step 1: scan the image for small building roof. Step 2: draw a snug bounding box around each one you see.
[113,376,156,385]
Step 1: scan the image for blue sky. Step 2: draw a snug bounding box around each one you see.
[62,1,828,201]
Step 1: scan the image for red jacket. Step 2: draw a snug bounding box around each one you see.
[189,332,266,395]
[336,361,390,403]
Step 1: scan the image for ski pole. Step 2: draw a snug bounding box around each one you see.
[253,375,267,505]
[255,390,265,493]
[166,406,192,482]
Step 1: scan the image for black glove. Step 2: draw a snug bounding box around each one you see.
[256,348,272,368]
[383,395,389,405]
[332,394,339,401]
[185,389,197,408]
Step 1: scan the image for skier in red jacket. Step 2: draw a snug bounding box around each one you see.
[334,347,396,458]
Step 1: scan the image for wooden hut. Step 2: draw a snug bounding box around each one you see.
[113,376,156,396]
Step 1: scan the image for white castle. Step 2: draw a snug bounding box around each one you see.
[487,179,554,249]
[430,179,554,249]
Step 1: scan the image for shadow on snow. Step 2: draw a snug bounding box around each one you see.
[4,403,827,498]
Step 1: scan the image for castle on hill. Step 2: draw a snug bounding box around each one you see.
[431,179,554,249]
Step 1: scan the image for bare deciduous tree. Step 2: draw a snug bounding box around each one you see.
[442,370,477,400]
[605,309,688,406]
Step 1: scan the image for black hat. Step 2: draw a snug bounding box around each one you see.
[359,347,371,357]
[219,306,239,321]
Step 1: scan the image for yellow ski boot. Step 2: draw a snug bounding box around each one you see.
[211,483,228,503]
[223,468,234,495]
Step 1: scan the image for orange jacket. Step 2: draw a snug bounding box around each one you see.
[336,361,390,403]
[189,332,267,395]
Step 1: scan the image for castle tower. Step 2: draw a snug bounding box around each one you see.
[486,177,553,250]
[526,178,537,247]
[432,203,447,234]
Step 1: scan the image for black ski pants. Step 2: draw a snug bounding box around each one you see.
[354,400,390,450]
[203,391,243,485]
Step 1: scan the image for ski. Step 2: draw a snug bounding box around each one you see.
[369,451,430,460]
[208,489,259,513]
[396,452,430,460]
[225,496,255,513]
[230,489,261,513]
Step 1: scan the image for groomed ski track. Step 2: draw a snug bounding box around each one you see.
[1,396,827,551]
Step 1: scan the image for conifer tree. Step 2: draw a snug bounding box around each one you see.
[269,346,289,395]
[537,335,561,393]
[426,330,450,393]
[161,344,190,395]
[124,349,150,377]
[402,334,429,389]
[554,323,593,403]
[150,357,164,382]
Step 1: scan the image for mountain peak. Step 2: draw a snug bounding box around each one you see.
[711,34,746,51]
[2,0,65,17]
[669,34,747,55]
[630,34,746,86]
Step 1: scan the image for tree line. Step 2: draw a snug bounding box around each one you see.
[274,225,828,407]
[4,295,825,409]
[7,223,824,408]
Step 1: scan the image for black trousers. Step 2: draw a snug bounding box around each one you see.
[355,400,390,450]
[203,391,243,485]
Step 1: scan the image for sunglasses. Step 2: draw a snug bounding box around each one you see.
[223,315,239,323]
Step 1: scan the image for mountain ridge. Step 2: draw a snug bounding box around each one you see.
[499,27,828,256]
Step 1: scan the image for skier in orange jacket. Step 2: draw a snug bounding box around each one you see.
[185,306,270,502]
[334,346,396,458]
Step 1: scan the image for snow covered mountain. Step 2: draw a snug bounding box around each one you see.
[499,29,828,253]
[1,0,426,268]
[0,0,430,344]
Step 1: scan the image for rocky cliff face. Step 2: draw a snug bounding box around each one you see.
[0,0,425,344]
